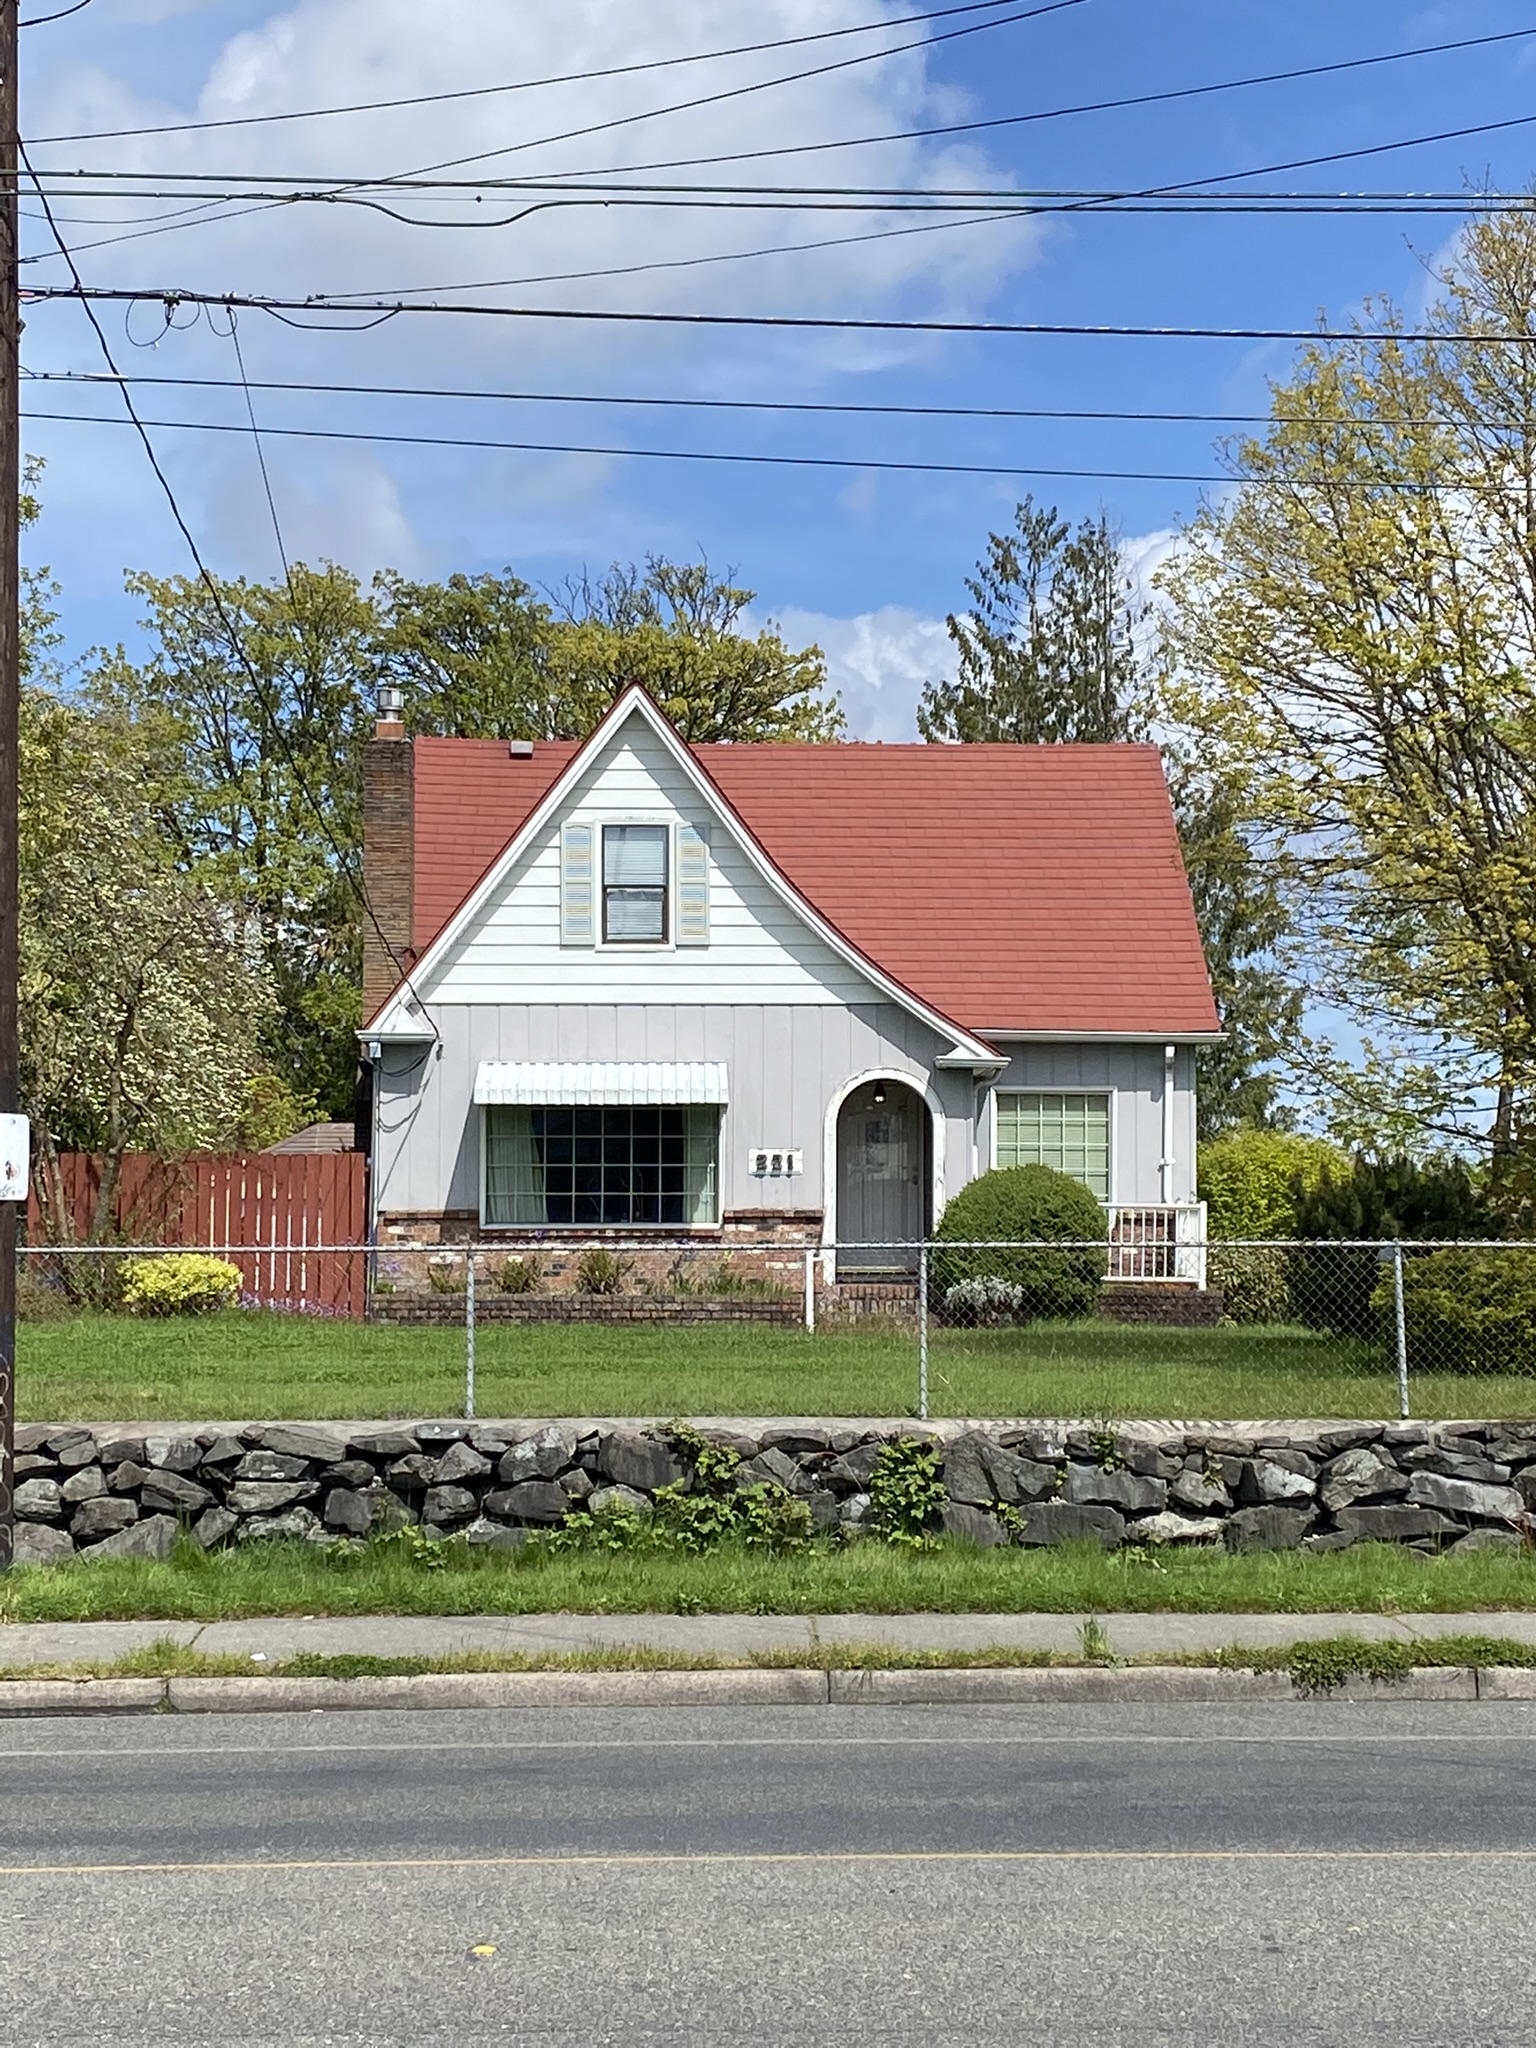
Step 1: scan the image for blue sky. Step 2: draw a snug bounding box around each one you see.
[19,0,1536,736]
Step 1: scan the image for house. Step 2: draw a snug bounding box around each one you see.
[360,685,1219,1280]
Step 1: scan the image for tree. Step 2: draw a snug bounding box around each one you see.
[21,690,277,1245]
[1156,206,1536,1169]
[918,499,1145,744]
[378,557,843,743]
[93,563,379,1117]
[922,498,1298,1131]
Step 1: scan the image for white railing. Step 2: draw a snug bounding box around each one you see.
[1105,1202,1208,1287]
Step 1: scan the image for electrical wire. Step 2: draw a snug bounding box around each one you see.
[19,366,1513,432]
[24,0,1036,143]
[20,0,93,22]
[23,404,1522,493]
[25,283,1536,344]
[18,145,440,1039]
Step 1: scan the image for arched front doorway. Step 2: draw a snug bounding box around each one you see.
[834,1078,932,1272]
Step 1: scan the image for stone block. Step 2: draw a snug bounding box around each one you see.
[14,1425,52,1455]
[422,1484,478,1525]
[84,1514,178,1563]
[107,1460,148,1495]
[1404,1445,1511,1484]
[738,1446,807,1494]
[385,1453,436,1492]
[139,1470,215,1516]
[1406,1472,1524,1523]
[825,1439,884,1490]
[808,1488,840,1530]
[1223,1505,1317,1553]
[235,1451,311,1482]
[560,1468,595,1502]
[71,1496,138,1542]
[144,1435,201,1473]
[200,1435,245,1466]
[940,1501,1006,1547]
[1317,1426,1384,1455]
[13,1455,56,1478]
[1448,1527,1526,1555]
[1261,1446,1318,1478]
[1319,1448,1407,1511]
[497,1427,576,1485]
[14,1523,74,1566]
[96,1436,146,1469]
[1169,1469,1230,1515]
[53,1435,99,1471]
[1011,1501,1124,1549]
[484,1479,570,1524]
[761,1425,833,1453]
[1119,1441,1183,1480]
[261,1426,347,1465]
[14,1477,63,1522]
[597,1430,686,1493]
[59,1466,106,1504]
[416,1421,472,1450]
[192,1507,239,1550]
[44,1427,92,1456]
[327,1459,379,1490]
[464,1518,530,1551]
[226,1479,317,1515]
[432,1439,492,1485]
[349,1430,418,1459]
[1061,1465,1166,1514]
[586,1484,652,1520]
[1237,1459,1317,1506]
[1131,1511,1223,1545]
[323,1487,375,1535]
[943,1432,1054,1507]
[1331,1504,1460,1545]
[237,1507,324,1544]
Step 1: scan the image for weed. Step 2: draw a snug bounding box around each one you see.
[1088,1429,1125,1473]
[497,1256,542,1296]
[576,1248,634,1295]
[868,1437,945,1548]
[1078,1616,1117,1665]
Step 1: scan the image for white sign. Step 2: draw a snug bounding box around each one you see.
[0,1115,29,1203]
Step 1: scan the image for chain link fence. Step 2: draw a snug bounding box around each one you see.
[13,1235,1536,1423]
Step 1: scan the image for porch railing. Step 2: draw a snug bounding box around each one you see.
[1105,1202,1208,1286]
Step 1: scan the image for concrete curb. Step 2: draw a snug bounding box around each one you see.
[0,1665,1532,1715]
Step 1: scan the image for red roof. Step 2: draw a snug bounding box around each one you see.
[408,735,1219,1037]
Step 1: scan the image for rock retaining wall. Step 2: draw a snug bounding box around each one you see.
[10,1418,1536,1566]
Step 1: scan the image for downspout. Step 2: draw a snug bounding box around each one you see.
[1160,1043,1176,1206]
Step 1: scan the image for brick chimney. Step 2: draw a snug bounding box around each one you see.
[362,686,414,1018]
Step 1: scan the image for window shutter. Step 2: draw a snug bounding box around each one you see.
[560,821,595,946]
[676,822,711,946]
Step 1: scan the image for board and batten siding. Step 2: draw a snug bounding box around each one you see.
[420,718,876,1007]
[983,1041,1197,1208]
[374,1003,976,1223]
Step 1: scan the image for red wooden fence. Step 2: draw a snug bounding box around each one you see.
[29,1152,368,1318]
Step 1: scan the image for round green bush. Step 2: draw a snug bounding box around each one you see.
[1208,1245,1294,1326]
[933,1165,1107,1321]
[1199,1129,1348,1241]
[1371,1246,1536,1377]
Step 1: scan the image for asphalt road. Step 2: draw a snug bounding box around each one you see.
[3,1700,1536,2046]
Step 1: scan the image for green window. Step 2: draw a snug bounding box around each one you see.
[994,1092,1110,1200]
[485,1105,719,1226]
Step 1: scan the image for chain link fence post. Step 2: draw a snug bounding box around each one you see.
[917,1240,929,1421]
[1391,1239,1410,1420]
[802,1246,816,1333]
[464,1245,476,1421]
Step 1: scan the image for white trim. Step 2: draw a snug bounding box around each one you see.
[990,1085,1116,1205]
[367,686,998,1062]
[821,1068,946,1274]
[473,1060,729,1106]
[981,1029,1224,1044]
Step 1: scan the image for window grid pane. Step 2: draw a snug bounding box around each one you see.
[603,824,668,943]
[995,1093,1110,1201]
[525,1105,717,1226]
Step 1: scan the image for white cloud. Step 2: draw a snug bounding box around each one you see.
[773,601,951,740]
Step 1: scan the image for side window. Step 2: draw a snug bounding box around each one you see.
[995,1092,1110,1200]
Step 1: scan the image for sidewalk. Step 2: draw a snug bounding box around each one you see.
[5,1609,1536,1669]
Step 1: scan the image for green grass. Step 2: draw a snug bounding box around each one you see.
[19,1307,1536,1421]
[3,1534,1534,1623]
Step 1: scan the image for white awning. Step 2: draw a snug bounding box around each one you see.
[473,1060,729,1106]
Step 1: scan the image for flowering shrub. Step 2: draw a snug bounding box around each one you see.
[943,1276,1026,1325]
[121,1252,243,1317]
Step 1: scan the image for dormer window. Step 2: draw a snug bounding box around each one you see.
[602,824,668,943]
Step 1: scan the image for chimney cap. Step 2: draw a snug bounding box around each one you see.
[508,738,535,759]
[377,684,405,717]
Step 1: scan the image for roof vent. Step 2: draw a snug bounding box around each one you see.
[508,739,535,760]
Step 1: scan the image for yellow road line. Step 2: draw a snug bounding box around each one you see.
[4,1848,1536,1877]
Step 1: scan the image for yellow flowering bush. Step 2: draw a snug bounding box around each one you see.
[120,1253,243,1317]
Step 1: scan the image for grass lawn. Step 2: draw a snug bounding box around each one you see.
[4,1535,1536,1623]
[17,1307,1536,1422]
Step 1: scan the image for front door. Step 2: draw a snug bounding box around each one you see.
[836,1081,926,1271]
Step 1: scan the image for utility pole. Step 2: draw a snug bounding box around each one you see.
[0,0,19,1572]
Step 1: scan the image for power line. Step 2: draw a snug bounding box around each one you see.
[20,367,1516,433]
[24,403,1523,492]
[464,24,1536,183]
[24,0,1034,144]
[19,0,93,21]
[26,283,1536,344]
[17,147,439,1037]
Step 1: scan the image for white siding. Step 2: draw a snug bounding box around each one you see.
[421,715,876,1007]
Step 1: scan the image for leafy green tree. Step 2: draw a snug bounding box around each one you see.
[21,690,277,1244]
[1156,206,1536,1167]
[923,498,1299,1131]
[918,499,1144,744]
[93,563,379,1115]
